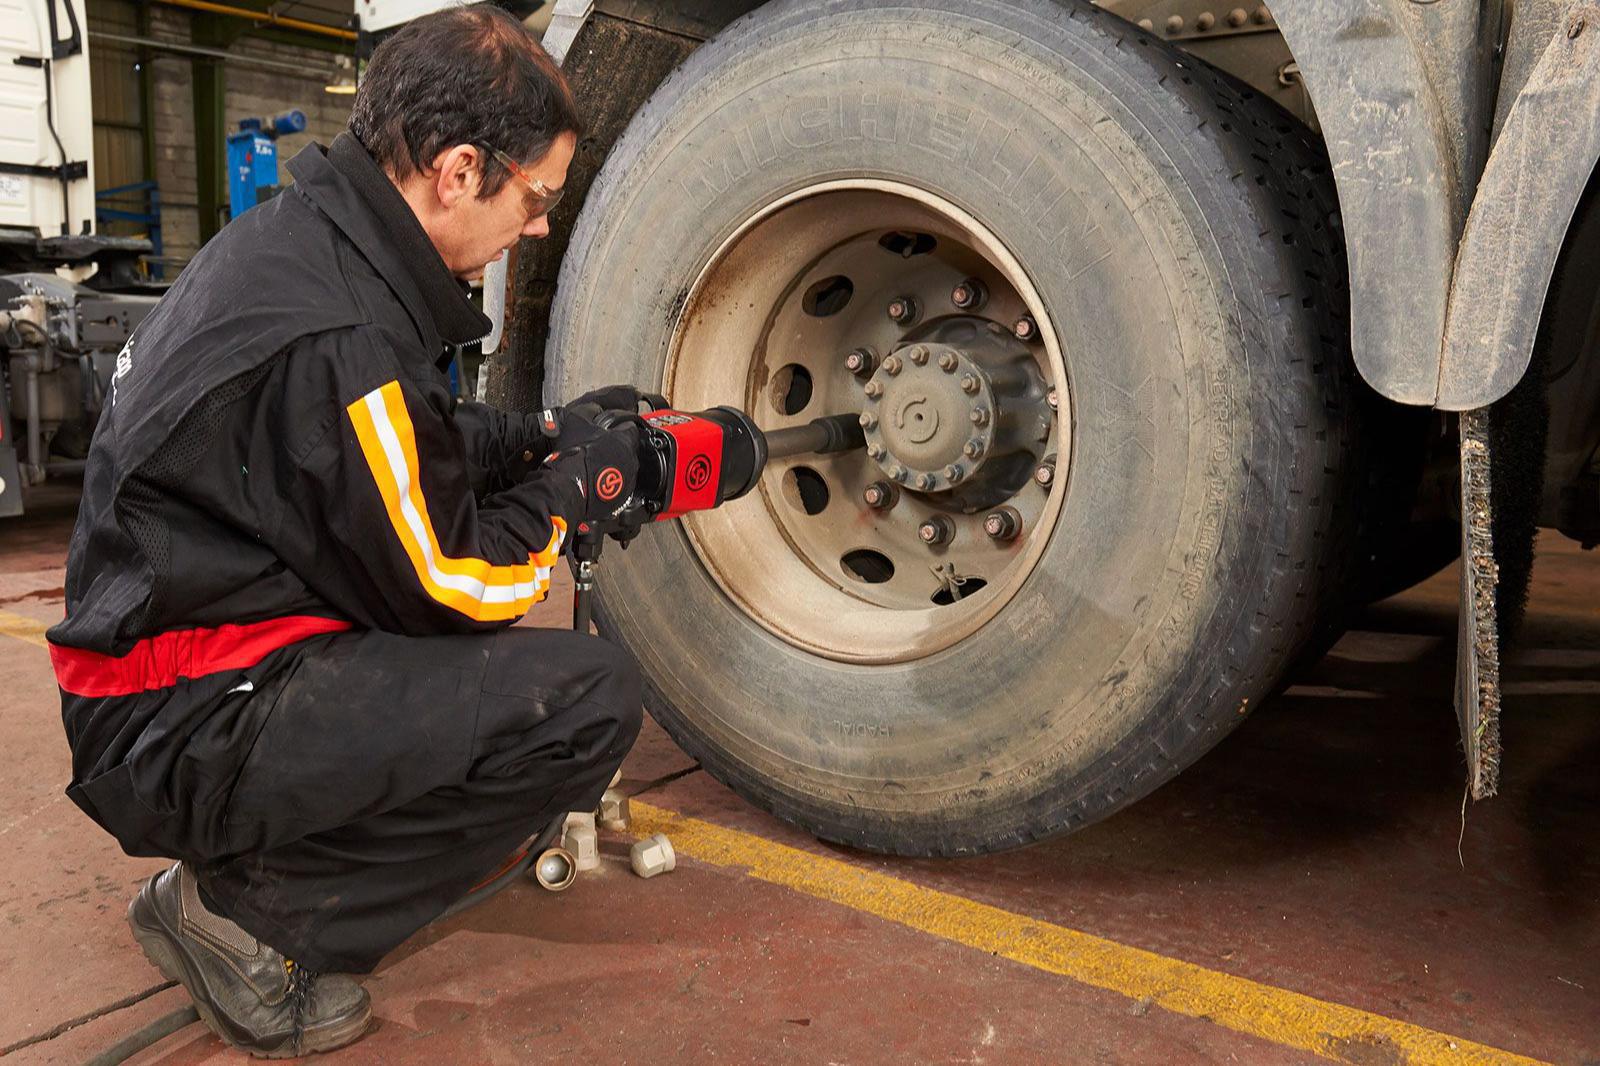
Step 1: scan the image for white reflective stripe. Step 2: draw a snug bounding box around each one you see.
[361,390,550,604]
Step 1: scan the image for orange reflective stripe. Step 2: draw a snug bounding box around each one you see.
[347,381,565,621]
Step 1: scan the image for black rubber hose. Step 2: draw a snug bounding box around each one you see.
[82,1006,200,1066]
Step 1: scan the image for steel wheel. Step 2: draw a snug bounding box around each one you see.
[669,182,1068,663]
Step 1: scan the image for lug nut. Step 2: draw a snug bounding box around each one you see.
[845,347,876,378]
[533,847,577,891]
[1034,455,1057,487]
[969,407,991,427]
[943,464,964,482]
[882,354,903,375]
[859,412,878,430]
[959,372,981,395]
[864,381,883,399]
[915,473,936,490]
[867,443,886,460]
[963,438,985,459]
[1012,314,1038,342]
[863,481,898,509]
[908,345,930,365]
[918,515,955,546]
[937,351,959,372]
[1046,386,1058,411]
[562,819,600,872]
[984,506,1022,541]
[630,833,676,879]
[951,277,987,310]
[887,296,919,325]
[599,789,631,832]
[888,464,908,483]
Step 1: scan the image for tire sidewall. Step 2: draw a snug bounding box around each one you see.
[552,0,1317,851]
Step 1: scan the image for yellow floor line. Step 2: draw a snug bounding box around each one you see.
[0,609,50,649]
[630,802,1545,1066]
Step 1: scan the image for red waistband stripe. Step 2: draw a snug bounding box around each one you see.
[49,615,353,698]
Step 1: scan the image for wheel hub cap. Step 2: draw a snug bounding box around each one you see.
[863,343,996,492]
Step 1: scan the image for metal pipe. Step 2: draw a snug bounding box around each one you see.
[150,0,357,41]
[24,353,43,484]
[89,30,344,76]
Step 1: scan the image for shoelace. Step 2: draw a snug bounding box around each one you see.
[283,958,318,1052]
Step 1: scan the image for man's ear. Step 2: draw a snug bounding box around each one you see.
[430,144,482,209]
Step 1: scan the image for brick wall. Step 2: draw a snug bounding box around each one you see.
[142,5,351,271]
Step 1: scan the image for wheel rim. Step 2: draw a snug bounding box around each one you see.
[666,180,1070,663]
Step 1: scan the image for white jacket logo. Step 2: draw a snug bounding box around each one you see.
[111,338,133,406]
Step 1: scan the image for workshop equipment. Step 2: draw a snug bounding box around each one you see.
[226,110,307,220]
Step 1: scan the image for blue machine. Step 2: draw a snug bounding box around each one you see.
[226,110,308,220]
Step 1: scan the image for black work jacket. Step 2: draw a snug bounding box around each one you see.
[49,135,578,792]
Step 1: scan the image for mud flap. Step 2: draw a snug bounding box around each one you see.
[1455,408,1501,798]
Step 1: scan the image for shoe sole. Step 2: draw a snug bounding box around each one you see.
[128,885,372,1058]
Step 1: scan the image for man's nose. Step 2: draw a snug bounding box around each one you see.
[524,215,550,239]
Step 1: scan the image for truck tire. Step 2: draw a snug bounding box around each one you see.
[548,0,1364,855]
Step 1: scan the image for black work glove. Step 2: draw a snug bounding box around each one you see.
[539,384,646,453]
[564,384,646,423]
[544,421,641,523]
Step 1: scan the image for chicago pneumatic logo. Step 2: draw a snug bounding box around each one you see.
[684,454,713,492]
[596,467,624,501]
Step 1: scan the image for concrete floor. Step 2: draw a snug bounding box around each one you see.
[1,482,1596,1065]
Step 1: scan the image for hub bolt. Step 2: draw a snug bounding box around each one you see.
[1034,455,1057,487]
[1047,386,1058,411]
[943,464,964,482]
[918,515,955,546]
[937,351,959,372]
[915,473,936,491]
[859,412,879,430]
[888,464,908,483]
[951,277,987,311]
[970,407,991,427]
[863,381,883,399]
[908,345,930,365]
[1013,314,1038,342]
[887,296,920,325]
[963,438,985,459]
[882,354,903,375]
[984,506,1022,541]
[867,443,886,460]
[863,481,898,510]
[959,372,981,395]
[845,347,876,378]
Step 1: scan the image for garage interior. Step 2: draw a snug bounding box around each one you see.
[4,492,1598,1063]
[2,0,1599,1063]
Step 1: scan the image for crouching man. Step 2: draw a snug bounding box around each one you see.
[47,5,642,1055]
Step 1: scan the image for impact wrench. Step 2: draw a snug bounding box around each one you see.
[568,400,867,634]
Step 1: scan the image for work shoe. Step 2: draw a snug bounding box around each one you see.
[128,863,371,1058]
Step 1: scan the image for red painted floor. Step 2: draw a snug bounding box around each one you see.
[2,480,1596,1065]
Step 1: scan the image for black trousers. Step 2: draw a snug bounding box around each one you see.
[68,626,641,974]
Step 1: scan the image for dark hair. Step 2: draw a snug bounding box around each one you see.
[349,3,582,198]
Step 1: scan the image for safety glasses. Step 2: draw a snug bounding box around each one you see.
[485,144,564,221]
